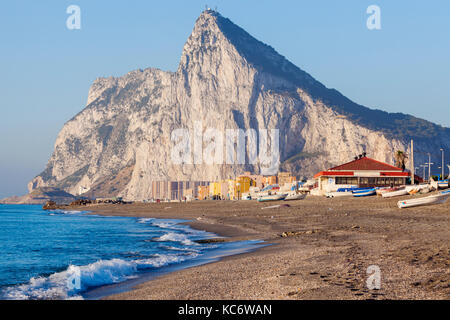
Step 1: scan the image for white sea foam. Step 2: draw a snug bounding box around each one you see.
[1,253,197,300]
[138,218,215,238]
[160,245,201,253]
[156,232,199,246]
[137,218,153,224]
[50,210,85,215]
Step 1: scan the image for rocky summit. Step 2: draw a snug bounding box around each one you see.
[28,10,449,200]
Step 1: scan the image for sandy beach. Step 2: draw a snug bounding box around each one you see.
[67,194,449,300]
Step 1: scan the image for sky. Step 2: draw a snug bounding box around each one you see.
[0,0,449,198]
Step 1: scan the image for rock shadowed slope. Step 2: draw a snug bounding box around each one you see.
[29,10,450,200]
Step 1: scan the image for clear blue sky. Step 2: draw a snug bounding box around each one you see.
[1,1,449,198]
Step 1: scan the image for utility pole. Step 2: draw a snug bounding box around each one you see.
[428,153,431,181]
[410,140,414,184]
[440,148,444,180]
[420,165,427,182]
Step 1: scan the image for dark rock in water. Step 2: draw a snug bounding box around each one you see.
[43,201,57,210]
[195,238,227,244]
[70,199,94,206]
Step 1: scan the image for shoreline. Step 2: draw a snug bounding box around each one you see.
[83,239,267,300]
[80,207,270,299]
[65,196,449,300]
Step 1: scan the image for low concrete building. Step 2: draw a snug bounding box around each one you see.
[314,156,410,194]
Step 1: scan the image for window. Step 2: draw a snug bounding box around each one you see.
[335,177,358,185]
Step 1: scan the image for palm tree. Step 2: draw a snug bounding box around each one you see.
[395,150,408,171]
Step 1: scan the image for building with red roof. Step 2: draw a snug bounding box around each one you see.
[313,155,411,194]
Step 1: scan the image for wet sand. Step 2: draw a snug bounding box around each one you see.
[68,194,449,300]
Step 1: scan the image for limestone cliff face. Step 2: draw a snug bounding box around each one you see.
[29,10,450,200]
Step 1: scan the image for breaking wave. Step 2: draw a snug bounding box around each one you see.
[1,253,198,300]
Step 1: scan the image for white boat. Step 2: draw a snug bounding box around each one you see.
[284,193,306,201]
[257,193,287,202]
[406,184,430,195]
[398,192,450,208]
[326,191,353,198]
[382,188,409,198]
[437,180,449,189]
[377,186,402,196]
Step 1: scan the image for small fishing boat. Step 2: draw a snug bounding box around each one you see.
[406,185,426,195]
[337,187,369,193]
[257,193,287,202]
[284,193,306,201]
[353,188,376,197]
[398,191,450,209]
[377,186,401,196]
[326,191,353,198]
[382,188,408,198]
[437,180,449,189]
[419,186,435,194]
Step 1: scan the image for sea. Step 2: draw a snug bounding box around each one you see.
[0,204,262,300]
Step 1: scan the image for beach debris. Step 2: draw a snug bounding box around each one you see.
[351,225,360,229]
[261,204,291,210]
[262,205,280,210]
[281,229,319,237]
[196,217,202,220]
[164,206,172,209]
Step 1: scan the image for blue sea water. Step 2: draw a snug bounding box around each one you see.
[0,204,259,300]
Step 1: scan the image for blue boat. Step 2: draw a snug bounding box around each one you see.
[437,179,449,189]
[353,188,376,197]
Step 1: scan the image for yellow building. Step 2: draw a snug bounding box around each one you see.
[228,176,253,200]
[197,185,209,200]
[209,182,221,198]
[208,181,229,199]
[208,176,258,200]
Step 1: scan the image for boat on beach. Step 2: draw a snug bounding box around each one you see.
[376,186,402,196]
[437,180,449,189]
[397,191,450,209]
[284,193,306,201]
[257,193,287,202]
[382,188,408,198]
[353,188,376,197]
[326,191,353,198]
[405,184,429,195]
